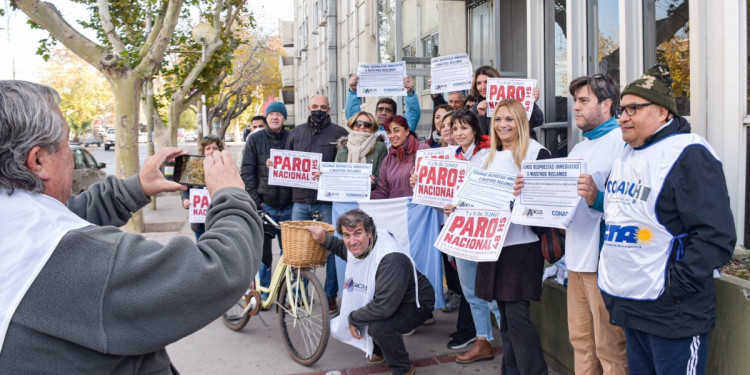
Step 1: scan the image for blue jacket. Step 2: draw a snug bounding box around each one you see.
[345,89,421,132]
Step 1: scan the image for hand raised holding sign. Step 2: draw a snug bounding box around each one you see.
[477,100,488,116]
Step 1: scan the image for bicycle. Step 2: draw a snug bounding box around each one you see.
[222,210,331,366]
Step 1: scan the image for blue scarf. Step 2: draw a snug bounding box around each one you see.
[582,116,618,140]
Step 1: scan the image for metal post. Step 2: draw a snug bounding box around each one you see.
[145,9,156,209]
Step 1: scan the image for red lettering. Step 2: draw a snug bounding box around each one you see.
[425,167,437,185]
[292,157,301,171]
[496,86,505,100]
[437,167,447,185]
[281,156,292,170]
[301,159,311,172]
[475,217,489,237]
[273,155,282,167]
[200,195,210,208]
[193,195,201,207]
[418,166,428,183]
[515,86,526,100]
[458,217,475,237]
[489,85,498,100]
[448,216,465,233]
[507,86,516,101]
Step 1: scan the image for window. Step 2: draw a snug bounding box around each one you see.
[589,0,619,82]
[377,0,396,63]
[542,0,568,158]
[644,0,690,115]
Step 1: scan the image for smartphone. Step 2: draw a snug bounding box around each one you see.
[172,155,206,187]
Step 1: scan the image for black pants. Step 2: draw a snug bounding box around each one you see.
[498,300,548,375]
[441,252,475,340]
[370,304,432,375]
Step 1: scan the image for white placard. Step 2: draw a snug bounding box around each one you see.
[510,159,585,229]
[189,188,210,224]
[268,149,322,189]
[485,78,537,120]
[356,62,407,97]
[454,168,516,210]
[430,53,474,94]
[434,208,512,262]
[412,159,469,208]
[317,162,373,202]
[414,147,454,173]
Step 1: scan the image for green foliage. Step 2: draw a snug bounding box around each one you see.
[179,110,197,130]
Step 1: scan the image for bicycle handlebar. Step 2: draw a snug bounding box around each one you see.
[258,210,281,230]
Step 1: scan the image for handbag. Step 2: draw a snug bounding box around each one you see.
[534,227,566,263]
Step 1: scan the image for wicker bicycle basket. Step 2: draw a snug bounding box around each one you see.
[280,220,336,268]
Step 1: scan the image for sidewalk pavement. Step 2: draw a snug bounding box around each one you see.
[141,195,564,375]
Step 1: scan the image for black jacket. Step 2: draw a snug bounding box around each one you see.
[240,127,292,210]
[602,116,736,338]
[285,116,349,204]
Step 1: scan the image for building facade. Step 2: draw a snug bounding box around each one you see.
[282,0,749,248]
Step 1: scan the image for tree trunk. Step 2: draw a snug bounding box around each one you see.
[110,73,145,233]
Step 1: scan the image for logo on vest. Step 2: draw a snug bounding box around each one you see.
[344,277,367,293]
[605,179,651,204]
[604,224,652,245]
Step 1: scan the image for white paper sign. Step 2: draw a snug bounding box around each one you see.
[412,159,469,208]
[454,168,516,210]
[317,162,373,202]
[510,159,585,229]
[189,188,210,224]
[356,62,407,97]
[434,208,512,262]
[430,53,474,94]
[414,147,454,174]
[485,78,537,120]
[268,149,322,189]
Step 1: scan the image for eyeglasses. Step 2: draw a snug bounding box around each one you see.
[376,106,394,113]
[354,120,374,129]
[617,103,653,117]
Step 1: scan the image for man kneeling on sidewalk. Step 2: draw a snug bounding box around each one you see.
[307,209,434,375]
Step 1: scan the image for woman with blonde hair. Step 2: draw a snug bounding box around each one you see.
[336,111,387,189]
[478,98,550,374]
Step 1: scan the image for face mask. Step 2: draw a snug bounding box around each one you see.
[310,110,328,124]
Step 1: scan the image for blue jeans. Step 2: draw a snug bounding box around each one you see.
[455,257,501,341]
[258,204,292,296]
[292,202,337,298]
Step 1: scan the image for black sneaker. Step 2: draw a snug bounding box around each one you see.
[447,336,476,350]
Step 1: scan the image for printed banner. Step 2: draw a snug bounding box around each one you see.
[435,208,512,262]
[412,159,469,208]
[510,158,585,229]
[356,62,407,97]
[414,147,454,173]
[430,53,473,94]
[454,168,516,210]
[268,149,322,189]
[189,188,210,224]
[485,78,537,120]
[317,162,373,202]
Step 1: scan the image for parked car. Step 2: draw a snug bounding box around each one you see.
[72,146,107,193]
[104,128,116,150]
[83,134,101,147]
[224,132,235,142]
[138,132,148,143]
[185,133,197,142]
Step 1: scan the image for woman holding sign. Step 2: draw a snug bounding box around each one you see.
[181,136,224,240]
[436,109,503,364]
[478,99,550,374]
[371,116,429,199]
[470,65,544,138]
[335,111,387,189]
[427,104,453,147]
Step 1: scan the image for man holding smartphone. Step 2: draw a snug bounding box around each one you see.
[0,81,263,373]
[241,102,293,299]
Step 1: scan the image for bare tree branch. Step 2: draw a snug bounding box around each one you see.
[138,2,166,59]
[12,0,103,67]
[136,0,184,77]
[97,0,125,53]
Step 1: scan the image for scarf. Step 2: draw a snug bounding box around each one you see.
[389,134,419,162]
[454,135,491,160]
[582,116,619,140]
[347,131,378,164]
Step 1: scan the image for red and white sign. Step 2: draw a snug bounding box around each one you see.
[412,159,469,208]
[189,188,211,224]
[434,208,512,262]
[268,149,322,189]
[485,78,537,120]
[414,147,454,174]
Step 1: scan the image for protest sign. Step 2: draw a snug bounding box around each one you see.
[485,78,537,119]
[268,149,322,189]
[510,159,585,229]
[454,168,516,210]
[412,159,469,208]
[317,162,373,202]
[415,147,454,174]
[430,53,473,94]
[189,188,210,224]
[434,208,512,262]
[356,62,407,97]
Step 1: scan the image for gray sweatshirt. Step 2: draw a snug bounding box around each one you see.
[0,176,262,374]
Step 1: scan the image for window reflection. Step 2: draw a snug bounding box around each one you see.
[646,0,690,115]
[595,0,619,83]
[377,0,396,63]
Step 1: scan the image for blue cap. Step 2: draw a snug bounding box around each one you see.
[265,102,287,118]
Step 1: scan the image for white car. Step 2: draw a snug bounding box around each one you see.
[139,132,148,143]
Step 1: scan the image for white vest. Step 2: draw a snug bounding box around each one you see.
[565,128,624,272]
[0,190,91,354]
[597,133,719,300]
[482,140,545,247]
[330,230,419,357]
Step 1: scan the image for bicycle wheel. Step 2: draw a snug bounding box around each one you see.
[277,269,330,366]
[222,289,261,331]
